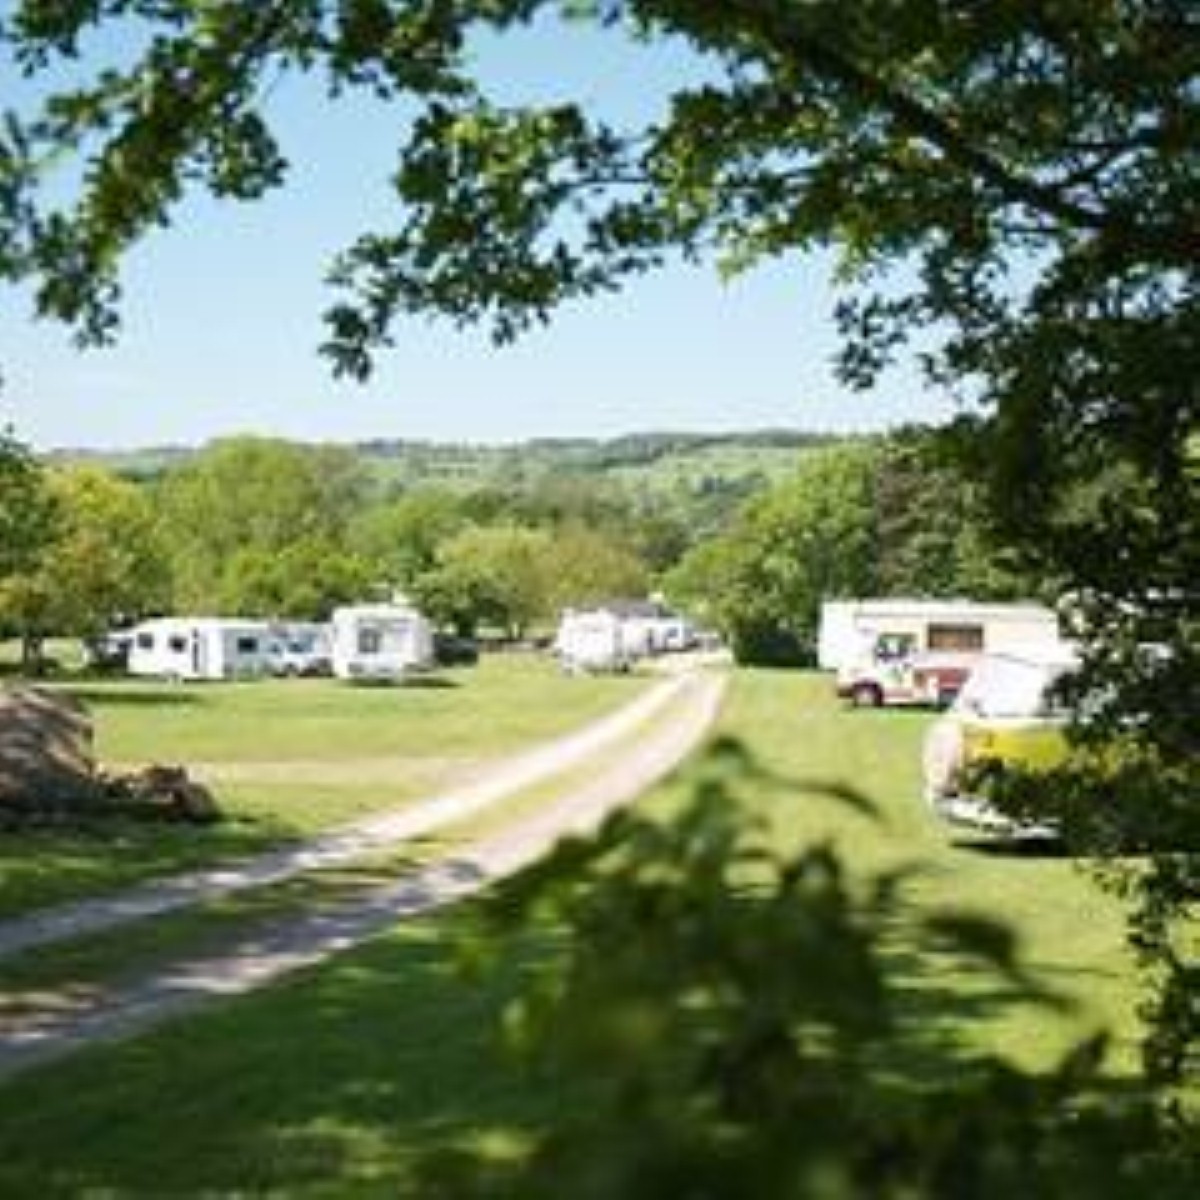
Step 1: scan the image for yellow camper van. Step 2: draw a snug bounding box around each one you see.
[923,650,1077,834]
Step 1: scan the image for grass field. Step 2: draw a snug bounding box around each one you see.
[0,668,1151,1197]
[0,654,650,917]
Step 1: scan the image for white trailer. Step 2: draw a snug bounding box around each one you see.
[329,604,434,682]
[555,609,638,674]
[126,617,275,681]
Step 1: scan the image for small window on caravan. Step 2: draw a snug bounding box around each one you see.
[236,636,259,654]
[358,627,383,655]
[928,624,985,652]
[167,634,188,653]
[137,632,155,651]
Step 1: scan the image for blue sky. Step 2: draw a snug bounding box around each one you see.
[0,14,953,452]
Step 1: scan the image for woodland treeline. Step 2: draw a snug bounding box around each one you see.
[1,426,1034,665]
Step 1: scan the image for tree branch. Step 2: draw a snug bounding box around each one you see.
[729,3,1197,262]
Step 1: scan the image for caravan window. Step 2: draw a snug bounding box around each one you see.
[928,624,985,652]
[236,636,260,654]
[167,634,188,653]
[357,627,383,655]
[137,632,155,651]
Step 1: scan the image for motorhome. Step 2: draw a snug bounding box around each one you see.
[126,617,275,681]
[329,604,434,682]
[819,599,1065,708]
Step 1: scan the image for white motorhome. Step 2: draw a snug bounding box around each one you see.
[126,617,275,681]
[329,604,434,682]
[818,599,1066,708]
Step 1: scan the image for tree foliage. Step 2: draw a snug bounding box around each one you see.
[666,434,1033,664]
[1,456,164,663]
[422,742,1199,1198]
[0,427,56,584]
[154,436,370,614]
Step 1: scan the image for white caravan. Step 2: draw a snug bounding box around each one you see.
[555,600,696,674]
[126,617,275,681]
[555,609,639,674]
[329,604,434,682]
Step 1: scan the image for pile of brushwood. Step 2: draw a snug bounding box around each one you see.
[0,687,219,827]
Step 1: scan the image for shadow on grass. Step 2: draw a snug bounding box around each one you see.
[403,675,461,690]
[950,834,1069,859]
[0,817,294,920]
[0,912,565,1196]
[874,940,1123,1081]
[0,897,1141,1198]
[60,686,206,708]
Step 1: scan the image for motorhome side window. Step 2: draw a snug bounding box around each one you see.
[236,636,259,654]
[137,632,154,650]
[168,635,188,653]
[927,624,985,652]
[358,627,382,655]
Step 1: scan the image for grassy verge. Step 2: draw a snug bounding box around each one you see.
[0,669,1152,1196]
[0,673,704,1008]
[0,655,651,917]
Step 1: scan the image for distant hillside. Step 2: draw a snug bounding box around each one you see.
[51,429,851,496]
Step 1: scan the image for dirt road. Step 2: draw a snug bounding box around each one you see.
[0,668,725,1079]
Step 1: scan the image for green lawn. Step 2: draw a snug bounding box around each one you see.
[0,668,1153,1197]
[0,686,692,1004]
[0,655,650,917]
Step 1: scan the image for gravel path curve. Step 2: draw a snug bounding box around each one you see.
[0,669,725,1080]
[0,672,690,963]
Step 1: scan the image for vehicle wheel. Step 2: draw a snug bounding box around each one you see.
[851,682,883,709]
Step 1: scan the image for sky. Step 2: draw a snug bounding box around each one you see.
[0,13,954,453]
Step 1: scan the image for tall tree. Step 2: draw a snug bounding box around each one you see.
[349,487,467,588]
[155,436,370,612]
[417,524,555,640]
[0,428,55,582]
[667,443,878,664]
[870,431,1039,601]
[0,430,59,668]
[0,463,165,666]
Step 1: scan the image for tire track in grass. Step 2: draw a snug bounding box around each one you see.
[0,671,725,1080]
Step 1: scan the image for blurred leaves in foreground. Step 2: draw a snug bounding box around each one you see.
[424,738,1197,1198]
